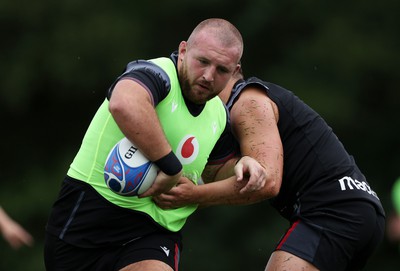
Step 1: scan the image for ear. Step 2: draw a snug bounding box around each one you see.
[234,63,241,75]
[178,41,187,60]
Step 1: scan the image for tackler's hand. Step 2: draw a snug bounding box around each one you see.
[234,156,267,194]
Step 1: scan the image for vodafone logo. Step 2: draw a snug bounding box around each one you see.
[176,135,199,165]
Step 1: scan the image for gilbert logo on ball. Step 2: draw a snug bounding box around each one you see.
[104,137,158,196]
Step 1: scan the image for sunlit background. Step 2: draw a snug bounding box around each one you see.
[1,0,399,270]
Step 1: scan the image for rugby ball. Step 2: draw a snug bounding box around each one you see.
[104,137,158,196]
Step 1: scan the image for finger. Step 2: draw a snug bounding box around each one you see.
[138,187,156,198]
[239,180,254,194]
[250,171,266,189]
[139,180,174,198]
[239,177,263,194]
[234,163,244,181]
[20,232,34,246]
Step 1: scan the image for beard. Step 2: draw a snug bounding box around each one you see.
[178,61,216,105]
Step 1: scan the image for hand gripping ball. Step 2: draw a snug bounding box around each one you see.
[104,137,158,196]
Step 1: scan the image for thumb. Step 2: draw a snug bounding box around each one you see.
[234,162,244,181]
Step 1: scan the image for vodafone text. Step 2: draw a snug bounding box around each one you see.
[338,176,379,199]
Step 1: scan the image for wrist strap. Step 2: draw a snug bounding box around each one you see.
[154,151,182,176]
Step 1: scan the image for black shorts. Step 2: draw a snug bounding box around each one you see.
[275,201,385,271]
[44,231,181,271]
[44,177,182,270]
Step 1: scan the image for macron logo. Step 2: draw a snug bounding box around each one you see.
[160,246,170,257]
[337,176,379,199]
[171,101,178,112]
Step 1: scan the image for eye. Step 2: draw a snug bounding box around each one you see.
[198,58,208,65]
[217,66,230,74]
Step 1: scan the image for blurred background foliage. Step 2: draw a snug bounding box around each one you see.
[1,0,399,270]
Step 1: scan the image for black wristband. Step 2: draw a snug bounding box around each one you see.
[154,151,182,176]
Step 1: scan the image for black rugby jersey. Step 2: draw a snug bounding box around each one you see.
[227,77,384,219]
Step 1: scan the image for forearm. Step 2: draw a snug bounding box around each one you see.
[202,158,238,183]
[195,176,268,207]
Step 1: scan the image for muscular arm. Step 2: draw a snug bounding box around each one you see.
[230,86,283,199]
[109,79,172,160]
[155,86,283,208]
[109,79,181,196]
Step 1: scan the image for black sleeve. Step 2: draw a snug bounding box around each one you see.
[107,60,171,106]
[207,107,239,165]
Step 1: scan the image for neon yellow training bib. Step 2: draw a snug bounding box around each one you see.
[68,57,227,232]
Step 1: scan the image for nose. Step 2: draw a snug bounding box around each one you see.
[202,67,215,82]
